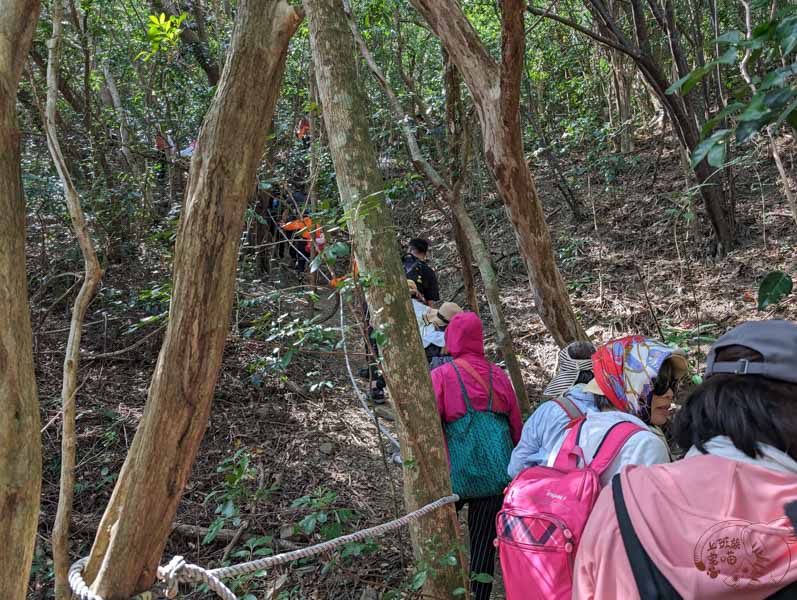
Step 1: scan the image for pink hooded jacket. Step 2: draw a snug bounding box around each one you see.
[430,312,522,445]
[573,454,797,599]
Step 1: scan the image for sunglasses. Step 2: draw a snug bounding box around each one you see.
[652,375,677,396]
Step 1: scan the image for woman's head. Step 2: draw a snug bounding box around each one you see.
[673,320,797,460]
[584,336,687,424]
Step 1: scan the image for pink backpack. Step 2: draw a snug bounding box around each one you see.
[497,418,643,600]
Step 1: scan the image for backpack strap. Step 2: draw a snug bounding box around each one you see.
[450,362,473,412]
[404,256,420,276]
[552,395,584,427]
[614,476,797,600]
[453,359,493,407]
[552,418,587,471]
[588,421,644,477]
[613,475,682,599]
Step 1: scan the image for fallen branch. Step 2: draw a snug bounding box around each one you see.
[83,325,166,360]
[171,523,302,550]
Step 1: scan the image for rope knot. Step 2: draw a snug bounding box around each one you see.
[158,555,187,598]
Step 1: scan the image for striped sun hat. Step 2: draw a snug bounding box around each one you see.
[543,341,597,398]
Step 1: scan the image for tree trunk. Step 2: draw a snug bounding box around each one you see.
[83,3,301,597]
[306,0,469,596]
[44,2,105,597]
[443,53,479,313]
[409,0,588,346]
[348,7,530,412]
[0,2,43,599]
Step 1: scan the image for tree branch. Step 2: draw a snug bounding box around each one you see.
[526,5,641,60]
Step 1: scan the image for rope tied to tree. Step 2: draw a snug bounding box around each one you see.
[69,494,459,600]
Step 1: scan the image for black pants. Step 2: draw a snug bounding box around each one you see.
[457,494,503,600]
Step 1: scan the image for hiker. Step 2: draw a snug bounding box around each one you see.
[431,312,522,600]
[281,211,324,274]
[543,336,685,485]
[422,302,462,367]
[573,320,797,600]
[507,341,597,478]
[403,238,439,306]
[497,336,684,600]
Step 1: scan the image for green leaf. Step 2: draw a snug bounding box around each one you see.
[666,66,708,95]
[763,88,796,109]
[702,102,745,137]
[691,374,704,385]
[757,271,794,310]
[716,47,738,65]
[202,518,224,545]
[690,129,730,167]
[411,570,428,591]
[706,141,727,167]
[777,16,797,54]
[716,30,743,44]
[739,93,771,121]
[471,573,494,584]
[774,96,797,130]
[736,118,768,143]
[299,513,318,534]
[453,588,467,597]
[760,64,797,90]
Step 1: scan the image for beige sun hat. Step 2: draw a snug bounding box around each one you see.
[424,302,463,329]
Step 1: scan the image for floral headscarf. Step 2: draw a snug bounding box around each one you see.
[589,336,687,422]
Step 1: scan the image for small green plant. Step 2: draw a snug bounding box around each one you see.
[758,270,793,310]
[126,282,171,333]
[136,13,187,61]
[290,487,354,541]
[203,449,275,545]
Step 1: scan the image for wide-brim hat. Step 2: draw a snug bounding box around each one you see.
[424,302,463,329]
[543,341,597,397]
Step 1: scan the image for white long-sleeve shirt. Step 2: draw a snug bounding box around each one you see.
[545,410,670,487]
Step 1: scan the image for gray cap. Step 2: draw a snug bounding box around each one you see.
[705,320,797,383]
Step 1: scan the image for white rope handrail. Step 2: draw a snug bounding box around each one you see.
[69,494,459,600]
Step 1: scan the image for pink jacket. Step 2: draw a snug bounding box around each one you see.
[573,454,797,599]
[430,312,522,445]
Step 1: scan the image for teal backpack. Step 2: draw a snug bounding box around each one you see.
[444,360,514,499]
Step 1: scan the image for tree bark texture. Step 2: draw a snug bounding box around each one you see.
[349,8,530,412]
[0,2,43,599]
[45,1,105,597]
[307,0,469,595]
[83,3,301,597]
[409,0,588,346]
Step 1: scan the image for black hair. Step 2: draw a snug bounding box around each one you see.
[575,370,595,385]
[409,238,429,254]
[673,345,797,461]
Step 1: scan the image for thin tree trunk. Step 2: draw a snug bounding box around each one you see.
[739,1,797,225]
[443,52,479,314]
[409,0,588,346]
[83,3,301,597]
[348,6,531,412]
[44,1,104,597]
[0,2,43,599]
[307,0,469,596]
